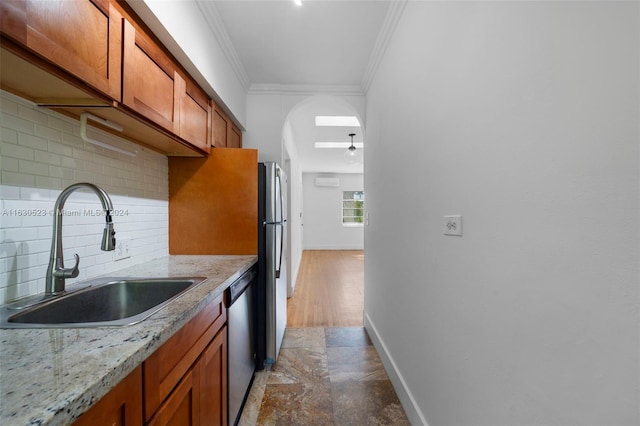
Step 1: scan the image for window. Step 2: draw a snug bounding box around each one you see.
[342,191,364,225]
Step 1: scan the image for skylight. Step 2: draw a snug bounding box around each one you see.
[315,142,364,149]
[314,116,360,127]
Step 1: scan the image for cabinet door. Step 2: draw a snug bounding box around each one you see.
[199,326,227,425]
[178,74,211,152]
[143,296,226,422]
[122,18,179,134]
[73,366,142,426]
[148,369,199,426]
[228,124,242,148]
[0,0,122,100]
[212,104,228,148]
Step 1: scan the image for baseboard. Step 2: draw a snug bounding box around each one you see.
[364,313,429,426]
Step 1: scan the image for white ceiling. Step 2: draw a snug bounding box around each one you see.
[203,0,395,173]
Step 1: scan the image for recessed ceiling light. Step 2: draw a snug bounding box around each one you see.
[315,116,360,127]
[315,142,364,149]
[294,0,303,6]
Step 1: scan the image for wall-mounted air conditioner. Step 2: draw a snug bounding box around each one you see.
[315,177,340,188]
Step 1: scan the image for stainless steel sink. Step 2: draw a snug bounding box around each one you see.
[0,277,206,328]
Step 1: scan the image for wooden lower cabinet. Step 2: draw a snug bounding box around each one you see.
[196,328,227,425]
[149,327,227,426]
[74,366,143,426]
[73,295,227,426]
[144,295,227,425]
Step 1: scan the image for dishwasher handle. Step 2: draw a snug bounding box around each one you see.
[227,266,257,306]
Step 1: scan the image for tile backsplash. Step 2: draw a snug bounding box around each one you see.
[0,91,169,304]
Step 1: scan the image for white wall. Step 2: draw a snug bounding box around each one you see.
[282,122,303,296]
[364,2,639,425]
[0,91,168,304]
[303,173,364,250]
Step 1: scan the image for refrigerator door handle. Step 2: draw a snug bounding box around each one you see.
[276,222,284,278]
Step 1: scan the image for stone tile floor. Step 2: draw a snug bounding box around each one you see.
[238,327,410,425]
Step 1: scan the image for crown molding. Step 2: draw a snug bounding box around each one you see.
[197,1,251,90]
[248,84,365,97]
[360,0,408,93]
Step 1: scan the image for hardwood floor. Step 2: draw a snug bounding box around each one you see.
[287,250,364,328]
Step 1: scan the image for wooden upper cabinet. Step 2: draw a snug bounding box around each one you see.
[179,74,211,153]
[228,123,242,148]
[212,103,228,148]
[0,0,123,101]
[212,101,242,148]
[122,18,179,135]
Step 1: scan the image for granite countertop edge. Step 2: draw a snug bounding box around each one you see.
[0,254,257,426]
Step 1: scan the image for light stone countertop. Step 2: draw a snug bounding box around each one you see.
[0,254,257,426]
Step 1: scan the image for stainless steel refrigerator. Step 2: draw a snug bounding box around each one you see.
[256,162,287,370]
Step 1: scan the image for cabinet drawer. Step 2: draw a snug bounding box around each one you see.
[143,295,226,421]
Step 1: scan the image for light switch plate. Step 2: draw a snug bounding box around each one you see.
[443,215,462,236]
[114,238,130,261]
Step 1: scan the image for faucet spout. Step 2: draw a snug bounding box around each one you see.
[45,183,116,295]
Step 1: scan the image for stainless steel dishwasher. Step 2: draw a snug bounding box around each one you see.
[225,265,257,425]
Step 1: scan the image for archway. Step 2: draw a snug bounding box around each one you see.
[281,94,366,326]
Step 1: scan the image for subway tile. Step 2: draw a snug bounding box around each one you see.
[1,156,19,173]
[49,166,74,180]
[2,171,35,187]
[20,187,52,201]
[61,132,84,149]
[1,127,18,144]
[48,140,74,157]
[1,113,35,134]
[47,114,74,133]
[0,207,15,230]
[35,150,62,166]
[19,160,50,176]
[17,104,48,125]
[60,155,78,169]
[34,123,62,142]
[18,133,48,150]
[0,185,21,200]
[0,96,18,115]
[35,175,62,190]
[1,142,34,161]
[20,212,51,228]
[3,226,39,242]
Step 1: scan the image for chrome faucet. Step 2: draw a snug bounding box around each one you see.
[45,183,116,295]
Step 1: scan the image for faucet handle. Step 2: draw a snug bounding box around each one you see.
[56,253,80,279]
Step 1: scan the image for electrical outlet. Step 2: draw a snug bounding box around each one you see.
[443,215,462,236]
[114,238,130,261]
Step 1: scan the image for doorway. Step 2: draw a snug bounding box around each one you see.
[282,95,365,329]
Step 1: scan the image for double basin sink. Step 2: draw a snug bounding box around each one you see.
[0,276,206,328]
